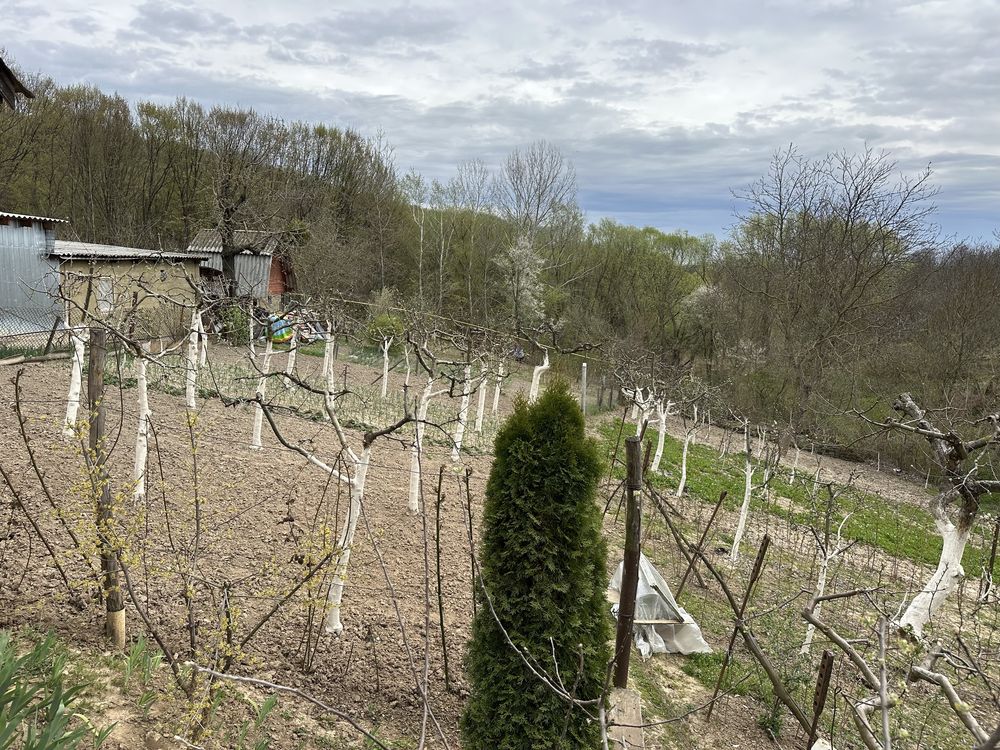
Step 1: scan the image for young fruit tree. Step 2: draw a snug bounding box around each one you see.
[463,382,610,749]
[859,393,1000,636]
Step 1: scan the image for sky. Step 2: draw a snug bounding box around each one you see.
[3,0,999,240]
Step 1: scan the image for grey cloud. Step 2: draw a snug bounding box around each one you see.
[613,37,730,75]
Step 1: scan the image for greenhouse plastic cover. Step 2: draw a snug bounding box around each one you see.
[609,552,712,658]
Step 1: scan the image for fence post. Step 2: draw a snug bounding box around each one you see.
[613,436,643,689]
[88,326,125,649]
[580,362,588,416]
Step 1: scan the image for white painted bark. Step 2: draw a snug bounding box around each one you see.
[63,327,87,438]
[730,423,755,562]
[380,336,393,399]
[184,310,199,409]
[321,324,333,378]
[408,377,435,513]
[676,405,698,498]
[250,339,273,451]
[650,399,674,474]
[790,446,801,483]
[324,446,370,636]
[474,364,488,434]
[132,346,151,503]
[283,334,297,386]
[801,555,830,654]
[197,312,208,368]
[491,362,504,415]
[528,349,550,403]
[899,518,972,636]
[452,364,472,461]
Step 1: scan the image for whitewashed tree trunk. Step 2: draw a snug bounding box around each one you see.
[185,310,199,409]
[452,364,472,461]
[408,378,435,513]
[474,364,488,434]
[324,447,371,636]
[63,327,87,438]
[251,339,273,451]
[800,554,830,654]
[491,361,504,415]
[283,334,297,386]
[730,423,755,562]
[651,414,668,474]
[197,312,208,367]
[132,346,151,503]
[380,336,393,399]
[676,405,698,497]
[528,349,550,403]
[899,517,972,636]
[790,446,801,483]
[321,324,333,378]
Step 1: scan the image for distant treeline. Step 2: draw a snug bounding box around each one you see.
[3,64,999,466]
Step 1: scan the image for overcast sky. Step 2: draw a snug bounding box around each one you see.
[4,0,999,240]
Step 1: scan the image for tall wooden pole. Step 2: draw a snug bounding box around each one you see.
[89,326,125,649]
[613,436,643,689]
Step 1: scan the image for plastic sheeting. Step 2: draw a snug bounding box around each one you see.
[609,552,712,658]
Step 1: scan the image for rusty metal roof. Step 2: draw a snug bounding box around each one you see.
[51,240,210,262]
[187,229,278,255]
[0,210,69,224]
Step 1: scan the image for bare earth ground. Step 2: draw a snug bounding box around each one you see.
[0,344,986,749]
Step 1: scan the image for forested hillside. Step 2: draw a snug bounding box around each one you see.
[2,66,999,466]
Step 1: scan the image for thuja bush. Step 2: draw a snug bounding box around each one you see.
[462,381,610,750]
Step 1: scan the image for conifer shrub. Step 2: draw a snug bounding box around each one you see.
[462,381,610,749]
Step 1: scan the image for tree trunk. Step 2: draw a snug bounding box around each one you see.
[184,309,199,409]
[491,362,503,415]
[89,328,125,649]
[283,334,297,387]
[528,350,550,403]
[408,378,434,513]
[380,336,392,399]
[474,364,487,434]
[899,515,973,636]
[452,365,472,461]
[324,448,370,636]
[132,345,150,503]
[651,408,667,474]
[63,327,87,438]
[730,424,755,563]
[800,554,829,654]
[251,339,273,450]
[197,312,208,367]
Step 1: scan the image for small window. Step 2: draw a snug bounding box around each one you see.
[97,277,113,313]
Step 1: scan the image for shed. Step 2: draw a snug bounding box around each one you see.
[51,240,209,339]
[186,229,293,301]
[0,211,67,340]
[0,55,34,110]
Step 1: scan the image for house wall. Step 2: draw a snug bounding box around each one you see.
[267,256,288,297]
[0,218,60,335]
[60,258,202,339]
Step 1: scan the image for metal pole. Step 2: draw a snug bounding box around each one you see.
[613,436,643,689]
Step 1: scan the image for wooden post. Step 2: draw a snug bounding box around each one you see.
[89,327,125,649]
[580,362,588,416]
[613,436,643,689]
[806,650,835,749]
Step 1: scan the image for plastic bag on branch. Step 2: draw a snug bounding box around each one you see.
[609,552,712,658]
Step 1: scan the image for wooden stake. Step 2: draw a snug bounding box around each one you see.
[807,650,835,749]
[434,466,450,691]
[580,362,588,416]
[613,436,643,689]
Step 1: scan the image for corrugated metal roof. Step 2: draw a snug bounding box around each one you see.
[0,210,69,224]
[187,229,277,255]
[51,240,211,261]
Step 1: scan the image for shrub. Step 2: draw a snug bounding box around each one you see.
[462,381,610,750]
